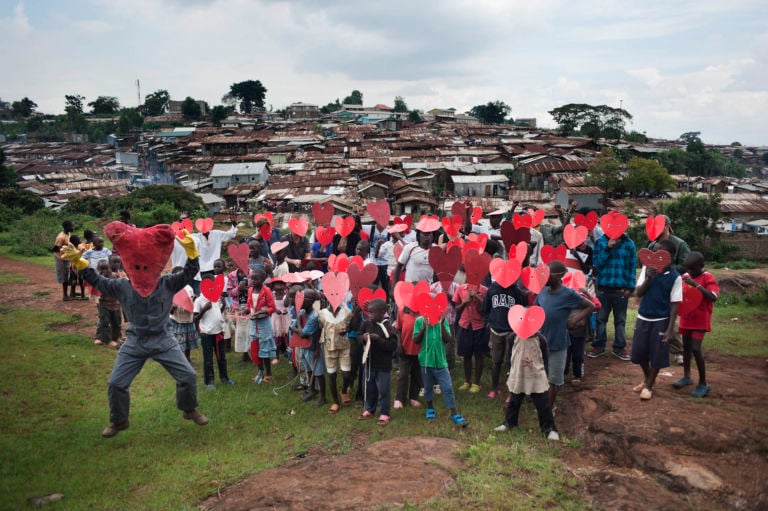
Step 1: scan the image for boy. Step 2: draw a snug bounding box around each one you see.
[291,290,325,406]
[95,259,123,349]
[631,239,682,400]
[318,299,355,414]
[358,299,397,425]
[673,251,719,397]
[194,269,235,389]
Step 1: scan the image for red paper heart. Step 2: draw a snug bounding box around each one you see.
[678,282,703,317]
[311,202,334,227]
[334,216,355,238]
[563,270,587,291]
[451,201,470,220]
[527,209,545,228]
[638,248,672,271]
[540,244,567,264]
[470,206,483,225]
[227,242,250,274]
[464,249,491,287]
[253,212,273,225]
[574,211,599,230]
[195,217,214,234]
[501,221,531,249]
[288,217,308,237]
[429,246,462,289]
[104,221,175,298]
[563,224,588,249]
[349,255,365,270]
[315,226,336,247]
[645,215,666,242]
[393,242,404,262]
[294,290,304,313]
[416,214,441,233]
[359,230,369,241]
[507,304,546,339]
[512,213,532,229]
[270,241,288,254]
[490,257,522,288]
[367,200,391,227]
[415,291,448,326]
[358,287,386,309]
[521,264,550,294]
[200,273,225,302]
[259,223,272,241]
[446,237,465,257]
[321,272,350,311]
[394,281,430,310]
[442,216,462,239]
[508,241,528,264]
[600,211,628,240]
[466,233,488,253]
[348,262,378,299]
[253,213,262,224]
[403,215,413,230]
[172,288,194,312]
[328,253,350,273]
[172,218,193,240]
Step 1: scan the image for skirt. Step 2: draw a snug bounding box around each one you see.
[170,319,199,351]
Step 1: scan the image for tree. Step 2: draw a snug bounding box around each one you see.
[679,132,701,144]
[26,116,43,132]
[393,96,408,113]
[342,90,363,105]
[88,96,120,115]
[143,89,170,116]
[408,109,423,123]
[11,97,37,118]
[622,157,674,195]
[0,188,44,214]
[470,100,511,124]
[64,94,87,133]
[224,80,267,113]
[320,99,341,114]
[762,153,768,165]
[548,103,632,140]
[117,108,143,134]
[730,141,742,146]
[0,149,17,188]
[732,148,744,159]
[624,130,648,143]
[62,195,106,217]
[663,193,721,253]
[181,97,201,120]
[657,148,691,175]
[210,105,230,125]
[585,148,622,193]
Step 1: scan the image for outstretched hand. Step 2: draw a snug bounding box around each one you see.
[179,229,199,259]
[60,245,89,270]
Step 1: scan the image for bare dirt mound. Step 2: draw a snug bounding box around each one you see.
[558,353,768,511]
[716,271,768,296]
[199,436,462,511]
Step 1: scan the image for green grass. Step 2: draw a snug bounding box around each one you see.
[0,270,26,284]
[0,242,54,268]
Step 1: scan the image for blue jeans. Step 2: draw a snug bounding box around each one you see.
[421,367,456,410]
[594,289,628,352]
[364,369,391,416]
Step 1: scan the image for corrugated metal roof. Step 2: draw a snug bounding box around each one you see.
[451,175,509,184]
[558,186,605,194]
[210,162,268,177]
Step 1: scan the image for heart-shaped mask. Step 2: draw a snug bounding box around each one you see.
[367,200,390,227]
[507,304,546,338]
[311,202,334,227]
[200,273,225,302]
[227,242,250,274]
[321,272,350,311]
[600,211,628,240]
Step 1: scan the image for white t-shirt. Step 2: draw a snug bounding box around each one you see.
[398,242,434,283]
[192,225,238,273]
[194,294,224,335]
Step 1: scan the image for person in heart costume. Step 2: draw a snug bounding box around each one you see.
[534,261,596,407]
[590,217,637,360]
[674,251,719,398]
[630,239,683,401]
[60,224,209,438]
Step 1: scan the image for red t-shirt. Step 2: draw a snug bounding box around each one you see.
[453,284,488,331]
[678,272,718,332]
[396,308,420,356]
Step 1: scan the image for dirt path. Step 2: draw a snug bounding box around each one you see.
[3,256,767,510]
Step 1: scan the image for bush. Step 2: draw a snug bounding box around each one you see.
[107,185,204,218]
[0,204,23,232]
[130,202,179,227]
[5,211,98,256]
[62,196,107,217]
[0,188,45,214]
[707,241,739,262]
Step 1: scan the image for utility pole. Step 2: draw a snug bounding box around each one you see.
[136,79,141,107]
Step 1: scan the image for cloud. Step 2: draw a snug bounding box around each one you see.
[74,19,112,33]
[0,2,31,36]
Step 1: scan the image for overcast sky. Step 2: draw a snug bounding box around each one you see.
[2,0,766,145]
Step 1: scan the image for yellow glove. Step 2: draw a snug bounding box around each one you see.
[60,245,89,271]
[179,229,198,259]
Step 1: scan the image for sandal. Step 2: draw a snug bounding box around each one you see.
[425,408,437,420]
[328,404,340,414]
[376,415,390,426]
[340,392,351,405]
[358,410,373,420]
[93,339,103,345]
[451,413,469,428]
[262,376,272,383]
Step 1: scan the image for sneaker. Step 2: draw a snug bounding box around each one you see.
[587,348,605,358]
[675,354,684,366]
[221,379,236,385]
[487,390,497,399]
[640,388,653,400]
[433,385,442,395]
[183,410,209,426]
[101,421,129,438]
[469,384,481,394]
[691,384,711,398]
[612,350,631,361]
[458,382,471,391]
[547,430,560,441]
[494,423,508,432]
[418,387,425,397]
[393,400,404,410]
[571,378,582,385]
[672,377,694,389]
[205,384,216,390]
[93,339,103,345]
[253,371,263,385]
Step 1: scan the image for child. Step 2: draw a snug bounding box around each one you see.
[393,304,422,409]
[270,278,290,360]
[247,269,277,384]
[430,276,457,371]
[565,285,601,385]
[494,331,559,441]
[170,266,199,362]
[95,260,123,348]
[673,251,718,397]
[453,282,488,393]
[193,271,235,389]
[227,266,251,362]
[318,299,355,414]
[413,298,469,427]
[68,234,86,299]
[290,290,325,406]
[271,243,290,278]
[358,299,397,425]
[631,239,682,400]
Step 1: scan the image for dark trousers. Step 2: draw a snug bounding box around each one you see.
[351,339,365,401]
[364,369,391,416]
[395,353,422,402]
[595,289,628,351]
[504,391,555,434]
[200,333,229,385]
[375,264,390,298]
[565,335,586,379]
[97,304,122,342]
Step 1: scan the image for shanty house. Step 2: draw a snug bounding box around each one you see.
[210,162,269,190]
[450,175,509,197]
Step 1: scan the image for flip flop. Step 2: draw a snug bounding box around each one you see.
[451,413,469,428]
[358,410,373,420]
[328,404,340,414]
[376,415,390,426]
[425,408,437,420]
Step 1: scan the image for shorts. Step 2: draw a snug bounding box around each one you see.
[300,346,325,375]
[456,325,490,357]
[679,328,706,341]
[324,346,351,374]
[631,318,670,369]
[547,348,567,386]
[490,328,514,365]
[55,257,70,284]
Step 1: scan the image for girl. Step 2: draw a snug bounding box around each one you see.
[170,266,199,362]
[453,281,488,393]
[270,278,290,361]
[247,269,277,384]
[227,266,251,362]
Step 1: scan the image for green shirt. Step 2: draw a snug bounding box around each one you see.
[414,317,450,369]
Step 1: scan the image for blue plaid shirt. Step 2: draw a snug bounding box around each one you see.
[593,234,636,290]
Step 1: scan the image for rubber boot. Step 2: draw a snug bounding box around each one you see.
[301,372,317,402]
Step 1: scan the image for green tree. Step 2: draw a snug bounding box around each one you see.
[116,108,143,134]
[657,148,691,175]
[622,157,674,195]
[88,96,120,115]
[62,196,106,217]
[11,97,37,118]
[108,185,204,220]
[143,89,170,116]
[679,131,701,144]
[210,105,230,125]
[342,90,363,105]
[548,103,632,140]
[663,193,721,253]
[224,80,268,113]
[732,148,744,159]
[393,96,408,113]
[26,115,43,132]
[470,100,511,124]
[181,97,201,120]
[730,141,741,146]
[320,99,341,114]
[64,94,87,133]
[762,153,768,165]
[0,188,44,214]
[624,130,648,143]
[408,109,423,123]
[585,148,622,193]
[0,149,17,188]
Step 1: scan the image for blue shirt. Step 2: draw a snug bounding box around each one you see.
[593,234,637,290]
[535,286,585,352]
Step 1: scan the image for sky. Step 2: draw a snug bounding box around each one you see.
[1,0,767,146]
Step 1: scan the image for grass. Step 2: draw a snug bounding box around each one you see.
[0,243,54,269]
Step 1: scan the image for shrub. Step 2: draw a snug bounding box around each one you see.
[0,204,23,232]
[6,211,97,256]
[130,202,180,227]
